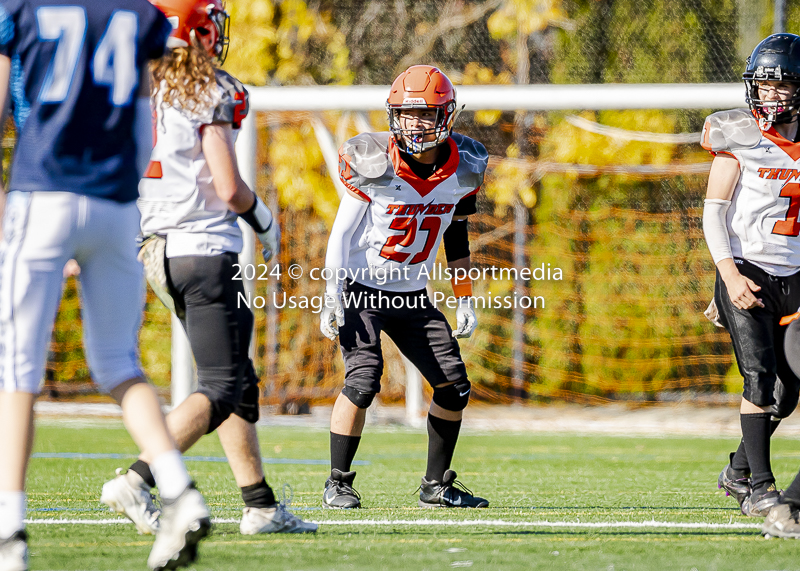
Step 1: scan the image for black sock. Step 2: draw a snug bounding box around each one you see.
[730,419,781,475]
[426,414,462,482]
[783,473,800,507]
[330,432,361,473]
[241,478,276,509]
[741,412,775,490]
[129,459,156,489]
[730,441,750,474]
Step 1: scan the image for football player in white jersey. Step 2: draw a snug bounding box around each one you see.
[100,0,316,536]
[702,34,800,528]
[319,65,489,509]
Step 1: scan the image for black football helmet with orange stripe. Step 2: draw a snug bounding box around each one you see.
[743,33,800,125]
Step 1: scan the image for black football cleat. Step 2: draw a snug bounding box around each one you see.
[718,457,751,510]
[323,469,361,509]
[742,483,781,517]
[418,469,488,508]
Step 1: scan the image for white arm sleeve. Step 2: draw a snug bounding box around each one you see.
[133,97,153,180]
[325,193,370,296]
[703,198,733,265]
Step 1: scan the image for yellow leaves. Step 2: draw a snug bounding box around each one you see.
[456,63,511,126]
[488,0,570,38]
[541,110,678,168]
[459,62,513,86]
[268,123,340,223]
[224,0,352,86]
[475,110,502,126]
[483,144,537,214]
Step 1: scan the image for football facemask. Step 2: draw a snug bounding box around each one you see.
[386,65,459,154]
[388,105,456,154]
[744,77,800,125]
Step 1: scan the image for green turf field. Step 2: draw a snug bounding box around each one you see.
[23,418,800,570]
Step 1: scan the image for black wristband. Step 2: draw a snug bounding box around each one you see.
[238,195,271,233]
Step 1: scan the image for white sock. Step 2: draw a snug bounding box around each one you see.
[0,491,26,539]
[150,450,191,501]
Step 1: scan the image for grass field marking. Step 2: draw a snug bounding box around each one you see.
[30,452,369,465]
[24,518,762,530]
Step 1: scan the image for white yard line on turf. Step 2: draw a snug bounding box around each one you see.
[24,518,761,530]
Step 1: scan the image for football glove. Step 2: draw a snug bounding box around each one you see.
[320,292,345,340]
[138,235,183,319]
[452,296,477,339]
[240,194,279,262]
[258,219,280,263]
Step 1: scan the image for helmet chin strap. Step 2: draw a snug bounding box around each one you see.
[767,110,800,141]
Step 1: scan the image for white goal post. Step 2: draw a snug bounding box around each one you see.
[171,82,746,421]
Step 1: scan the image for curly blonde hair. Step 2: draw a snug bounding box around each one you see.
[150,43,217,115]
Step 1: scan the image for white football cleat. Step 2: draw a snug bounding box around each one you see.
[101,468,160,535]
[0,531,28,571]
[240,504,318,534]
[147,485,210,571]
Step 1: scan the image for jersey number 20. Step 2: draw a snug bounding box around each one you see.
[36,7,138,106]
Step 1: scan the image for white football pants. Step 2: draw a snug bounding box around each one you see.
[0,191,144,394]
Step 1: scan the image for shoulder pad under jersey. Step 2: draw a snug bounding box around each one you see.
[212,69,249,128]
[338,132,392,189]
[452,133,488,190]
[700,108,762,153]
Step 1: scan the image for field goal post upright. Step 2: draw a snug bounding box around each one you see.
[170,82,745,418]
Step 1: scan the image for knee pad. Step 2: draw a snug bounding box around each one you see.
[432,379,471,412]
[342,385,377,409]
[198,364,248,433]
[206,398,236,434]
[771,381,799,419]
[232,380,260,425]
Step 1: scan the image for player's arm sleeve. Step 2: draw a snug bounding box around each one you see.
[443,219,470,262]
[454,193,477,216]
[324,193,369,296]
[703,199,733,265]
[443,194,477,262]
[702,153,740,265]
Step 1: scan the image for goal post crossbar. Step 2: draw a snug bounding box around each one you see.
[247,83,745,112]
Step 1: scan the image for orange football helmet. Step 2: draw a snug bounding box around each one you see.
[150,0,230,63]
[386,65,459,153]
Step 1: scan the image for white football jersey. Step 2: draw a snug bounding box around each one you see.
[138,70,249,258]
[338,132,488,292]
[702,108,800,275]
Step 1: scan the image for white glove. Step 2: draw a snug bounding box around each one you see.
[257,219,280,263]
[320,292,345,340]
[452,296,477,338]
[240,195,279,262]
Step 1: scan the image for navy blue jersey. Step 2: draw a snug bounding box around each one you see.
[0,0,170,202]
